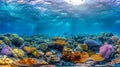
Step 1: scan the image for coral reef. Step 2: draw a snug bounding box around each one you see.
[0,33,120,66]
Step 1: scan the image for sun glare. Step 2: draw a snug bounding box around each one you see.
[64,0,85,5]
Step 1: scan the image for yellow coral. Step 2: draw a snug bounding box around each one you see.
[24,46,36,53]
[40,61,48,64]
[91,54,105,62]
[80,44,88,51]
[32,50,44,57]
[0,40,3,44]
[12,48,24,58]
[117,48,120,54]
[0,56,13,65]
[63,48,72,52]
[54,40,68,46]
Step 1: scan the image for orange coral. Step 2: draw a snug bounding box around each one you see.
[24,46,37,53]
[54,40,68,46]
[18,58,37,65]
[91,54,105,62]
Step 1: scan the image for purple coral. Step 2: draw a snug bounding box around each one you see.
[1,45,12,56]
[99,44,114,58]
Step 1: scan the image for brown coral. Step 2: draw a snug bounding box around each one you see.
[62,51,89,63]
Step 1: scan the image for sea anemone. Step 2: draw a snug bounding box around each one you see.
[12,48,24,58]
[11,37,24,47]
[1,45,12,56]
[99,44,114,58]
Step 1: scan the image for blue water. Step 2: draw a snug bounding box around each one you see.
[0,0,120,35]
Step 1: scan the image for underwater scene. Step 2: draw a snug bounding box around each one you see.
[0,0,120,67]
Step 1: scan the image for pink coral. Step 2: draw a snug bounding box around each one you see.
[99,44,114,58]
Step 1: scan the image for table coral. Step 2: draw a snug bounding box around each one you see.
[23,46,36,53]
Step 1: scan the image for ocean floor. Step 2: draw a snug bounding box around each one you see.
[0,32,120,66]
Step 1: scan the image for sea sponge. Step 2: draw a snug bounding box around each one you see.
[11,37,24,47]
[1,45,12,56]
[24,46,36,53]
[99,44,114,58]
[12,48,24,58]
